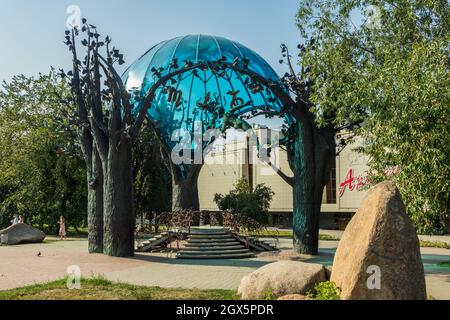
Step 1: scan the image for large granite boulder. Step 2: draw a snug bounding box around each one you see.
[238,261,326,300]
[330,181,426,300]
[0,223,46,245]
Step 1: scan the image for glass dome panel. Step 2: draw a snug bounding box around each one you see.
[125,41,167,91]
[197,35,222,62]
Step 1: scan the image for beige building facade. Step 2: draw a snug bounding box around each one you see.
[198,130,371,230]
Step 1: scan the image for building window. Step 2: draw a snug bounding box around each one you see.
[326,158,337,204]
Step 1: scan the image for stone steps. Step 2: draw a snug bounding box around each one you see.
[184,245,245,251]
[136,232,172,252]
[188,238,238,244]
[190,234,231,239]
[190,227,227,234]
[180,249,251,255]
[177,252,254,259]
[190,231,230,236]
[186,240,241,247]
[177,227,253,260]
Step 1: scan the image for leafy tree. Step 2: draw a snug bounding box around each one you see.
[0,72,173,237]
[214,178,274,225]
[296,0,449,234]
[0,73,87,232]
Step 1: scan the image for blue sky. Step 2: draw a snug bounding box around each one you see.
[0,0,302,83]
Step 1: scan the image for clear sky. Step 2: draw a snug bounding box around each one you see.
[0,0,302,84]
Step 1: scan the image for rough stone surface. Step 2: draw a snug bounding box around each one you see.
[238,260,326,300]
[330,181,427,300]
[277,294,311,300]
[325,266,332,281]
[0,224,46,245]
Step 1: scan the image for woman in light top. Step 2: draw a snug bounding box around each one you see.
[58,216,66,240]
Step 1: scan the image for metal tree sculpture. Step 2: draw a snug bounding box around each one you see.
[123,35,291,211]
[124,36,348,255]
[62,23,350,256]
[61,20,175,257]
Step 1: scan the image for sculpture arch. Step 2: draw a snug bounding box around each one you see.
[121,35,332,256]
[123,35,293,150]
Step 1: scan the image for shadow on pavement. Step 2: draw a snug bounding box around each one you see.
[130,254,272,269]
[126,247,450,275]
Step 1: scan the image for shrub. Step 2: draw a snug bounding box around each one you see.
[263,290,276,300]
[214,178,274,226]
[307,281,341,300]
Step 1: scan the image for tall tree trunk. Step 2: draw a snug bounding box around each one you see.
[87,148,104,253]
[80,127,104,253]
[289,122,318,254]
[292,179,319,254]
[171,165,202,211]
[102,136,135,257]
[172,177,200,211]
[289,122,334,255]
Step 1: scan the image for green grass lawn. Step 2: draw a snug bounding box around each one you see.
[419,240,450,249]
[318,234,341,241]
[248,230,294,238]
[438,261,450,268]
[248,231,340,241]
[0,277,239,300]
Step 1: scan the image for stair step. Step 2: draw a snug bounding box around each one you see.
[179,249,251,255]
[136,234,172,252]
[188,238,237,243]
[137,246,161,252]
[190,228,227,235]
[185,241,241,247]
[183,245,246,251]
[177,252,254,259]
[190,234,231,239]
[190,231,229,236]
[142,237,160,244]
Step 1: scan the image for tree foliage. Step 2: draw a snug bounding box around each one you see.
[297,0,449,233]
[214,178,274,225]
[0,73,87,232]
[133,120,172,221]
[0,72,174,234]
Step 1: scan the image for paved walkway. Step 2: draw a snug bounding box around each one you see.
[0,237,449,299]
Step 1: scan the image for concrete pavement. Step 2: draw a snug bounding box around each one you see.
[0,236,449,299]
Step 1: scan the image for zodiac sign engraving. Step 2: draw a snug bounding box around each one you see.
[227,90,244,107]
[197,92,213,111]
[168,87,183,108]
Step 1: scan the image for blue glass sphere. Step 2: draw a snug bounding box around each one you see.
[122,35,285,149]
